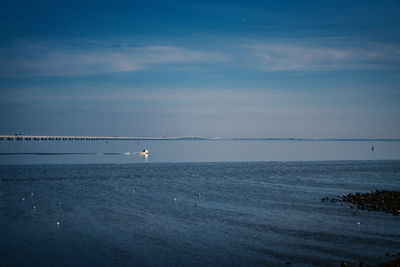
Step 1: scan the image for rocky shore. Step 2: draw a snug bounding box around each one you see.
[377,256,400,267]
[339,252,400,267]
[324,191,400,266]
[322,190,400,216]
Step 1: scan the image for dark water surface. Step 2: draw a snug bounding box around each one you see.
[1,161,400,266]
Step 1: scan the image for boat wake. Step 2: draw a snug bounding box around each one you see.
[0,152,132,156]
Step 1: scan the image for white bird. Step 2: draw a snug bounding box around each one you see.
[174,198,177,203]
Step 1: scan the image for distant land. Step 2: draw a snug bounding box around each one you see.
[0,135,399,142]
[231,138,400,141]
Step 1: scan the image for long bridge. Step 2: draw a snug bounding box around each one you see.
[0,135,219,141]
[1,135,397,142]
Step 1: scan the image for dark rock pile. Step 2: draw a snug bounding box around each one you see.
[322,190,400,216]
[377,254,400,267]
[339,252,400,267]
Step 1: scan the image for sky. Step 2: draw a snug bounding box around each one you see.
[0,0,400,138]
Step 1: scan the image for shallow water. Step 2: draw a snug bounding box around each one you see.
[1,160,399,266]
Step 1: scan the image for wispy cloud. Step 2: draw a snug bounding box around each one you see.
[1,38,399,77]
[241,39,400,71]
[0,40,229,77]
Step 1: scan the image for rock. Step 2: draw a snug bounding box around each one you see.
[377,254,400,267]
[328,190,400,216]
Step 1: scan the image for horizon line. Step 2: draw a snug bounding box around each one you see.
[0,135,399,142]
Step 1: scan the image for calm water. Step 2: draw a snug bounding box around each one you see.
[0,160,400,266]
[0,141,400,266]
[0,140,400,164]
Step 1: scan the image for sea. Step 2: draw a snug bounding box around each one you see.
[0,140,399,266]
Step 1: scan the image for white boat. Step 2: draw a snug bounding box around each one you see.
[137,149,149,156]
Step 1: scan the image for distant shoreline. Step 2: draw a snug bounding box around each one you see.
[231,138,400,141]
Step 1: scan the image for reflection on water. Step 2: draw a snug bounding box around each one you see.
[0,140,399,165]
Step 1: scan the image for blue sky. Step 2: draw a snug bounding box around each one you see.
[1,0,400,138]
